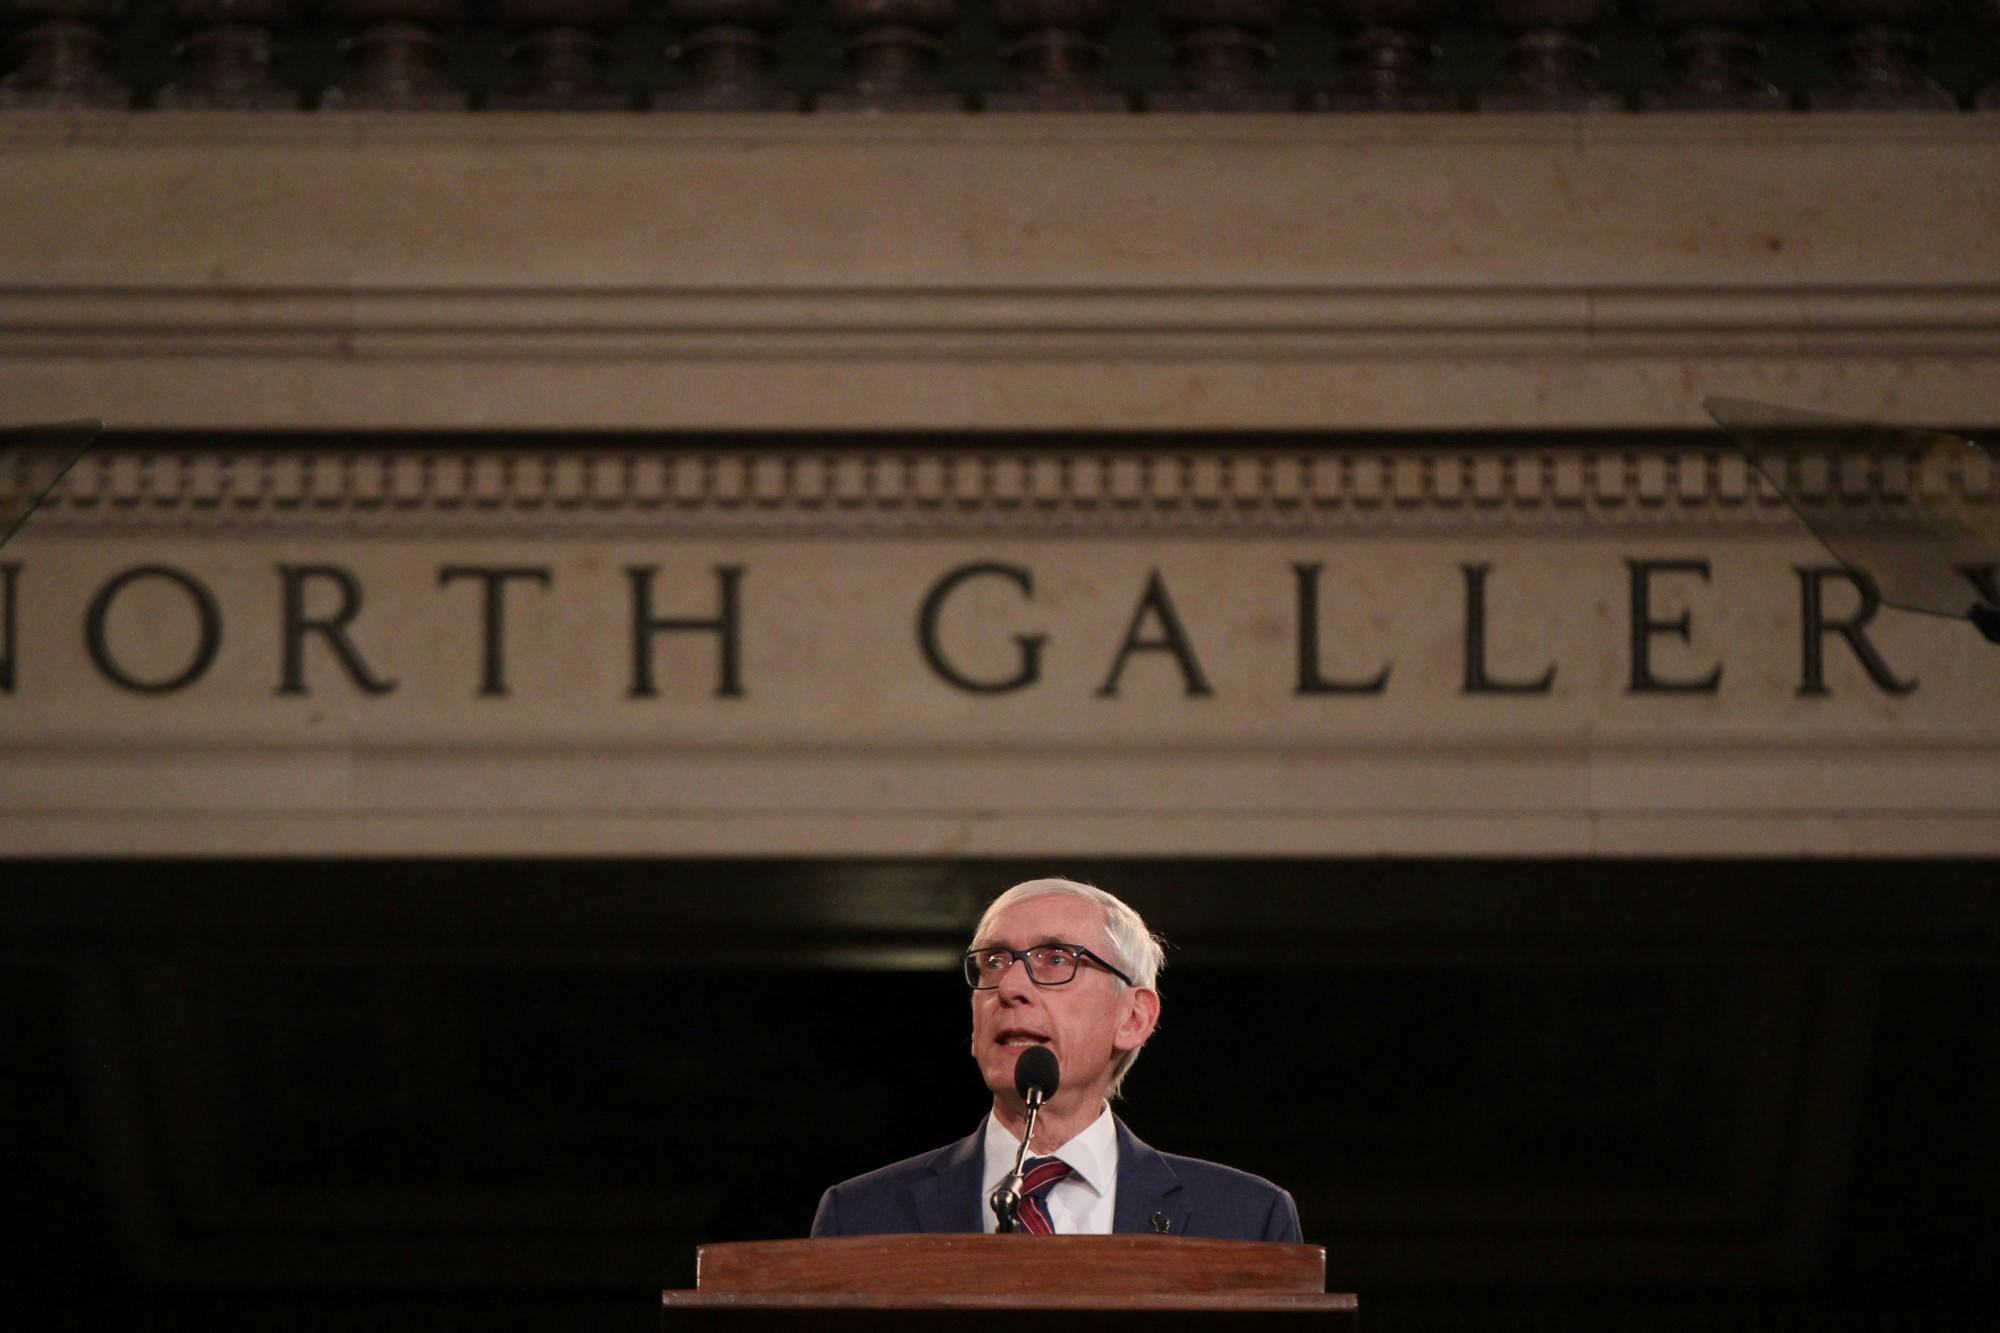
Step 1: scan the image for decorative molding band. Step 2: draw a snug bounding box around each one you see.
[12,443,1994,535]
[4,285,1999,364]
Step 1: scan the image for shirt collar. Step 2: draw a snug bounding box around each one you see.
[982,1102,1118,1197]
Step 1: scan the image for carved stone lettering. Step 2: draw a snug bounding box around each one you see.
[0,562,17,694]
[1097,570,1214,699]
[916,562,1047,695]
[85,565,224,696]
[1795,566,1918,698]
[1293,562,1391,696]
[1461,563,1556,696]
[437,565,554,699]
[627,565,746,699]
[1626,559,1723,695]
[277,564,398,697]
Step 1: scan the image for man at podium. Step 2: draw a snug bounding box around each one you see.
[812,878,1303,1241]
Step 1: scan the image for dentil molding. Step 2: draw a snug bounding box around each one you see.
[10,440,1993,536]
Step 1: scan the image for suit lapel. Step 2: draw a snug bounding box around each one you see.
[1112,1116,1186,1236]
[914,1122,987,1233]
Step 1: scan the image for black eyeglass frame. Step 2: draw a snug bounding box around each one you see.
[962,943,1135,989]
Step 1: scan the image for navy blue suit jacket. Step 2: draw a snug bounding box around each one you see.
[811,1116,1302,1242]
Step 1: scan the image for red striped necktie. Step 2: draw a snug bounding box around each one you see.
[1016,1156,1073,1235]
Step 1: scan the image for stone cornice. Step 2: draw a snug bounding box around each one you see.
[3,283,1997,364]
[4,114,1998,429]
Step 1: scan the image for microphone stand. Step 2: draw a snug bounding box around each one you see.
[988,1086,1047,1234]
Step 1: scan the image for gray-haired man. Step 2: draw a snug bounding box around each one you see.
[811,878,1302,1241]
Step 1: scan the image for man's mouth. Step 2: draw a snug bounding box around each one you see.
[997,1028,1050,1047]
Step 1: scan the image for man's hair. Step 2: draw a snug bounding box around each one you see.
[970,877,1166,1098]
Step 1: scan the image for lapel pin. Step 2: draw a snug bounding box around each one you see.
[1150,1211,1171,1233]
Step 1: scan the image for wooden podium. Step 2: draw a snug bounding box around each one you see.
[661,1234,1358,1328]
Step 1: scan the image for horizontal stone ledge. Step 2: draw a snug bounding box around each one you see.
[15,111,2000,149]
[9,356,1997,430]
[4,285,1999,364]
[8,116,1996,292]
[7,739,1996,808]
[11,730,2000,755]
[2,810,1996,858]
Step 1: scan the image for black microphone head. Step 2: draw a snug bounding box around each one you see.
[1014,1044,1060,1103]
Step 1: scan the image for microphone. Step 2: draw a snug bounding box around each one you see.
[1014,1043,1060,1106]
[990,1045,1061,1233]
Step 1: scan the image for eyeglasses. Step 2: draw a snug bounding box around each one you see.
[962,943,1135,989]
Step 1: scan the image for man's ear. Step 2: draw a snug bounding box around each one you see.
[1115,987,1161,1053]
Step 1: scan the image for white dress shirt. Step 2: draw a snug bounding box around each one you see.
[980,1102,1120,1234]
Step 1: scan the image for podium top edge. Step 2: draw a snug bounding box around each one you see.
[660,1292,1360,1311]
